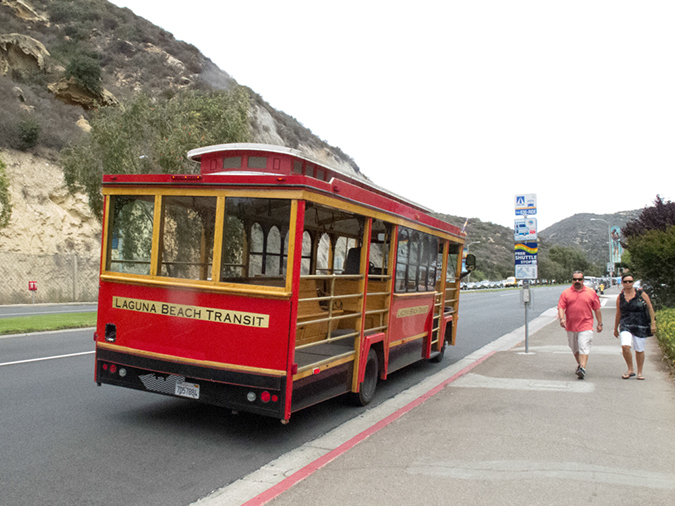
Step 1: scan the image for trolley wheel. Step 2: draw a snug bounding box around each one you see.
[351,348,379,406]
[429,340,446,363]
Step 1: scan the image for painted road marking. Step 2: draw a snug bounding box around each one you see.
[406,459,675,489]
[450,373,595,393]
[0,351,94,367]
[511,345,621,355]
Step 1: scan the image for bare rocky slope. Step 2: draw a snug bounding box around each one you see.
[0,148,100,254]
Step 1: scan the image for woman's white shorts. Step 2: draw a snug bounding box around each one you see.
[567,330,593,355]
[620,331,646,352]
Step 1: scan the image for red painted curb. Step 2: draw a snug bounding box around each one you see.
[243,352,496,506]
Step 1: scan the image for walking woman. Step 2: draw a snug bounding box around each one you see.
[613,274,657,380]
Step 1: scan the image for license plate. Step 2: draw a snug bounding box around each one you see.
[175,381,200,399]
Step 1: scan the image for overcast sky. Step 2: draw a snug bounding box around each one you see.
[110,0,674,231]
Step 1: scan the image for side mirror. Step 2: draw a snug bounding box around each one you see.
[465,253,476,272]
[460,253,476,279]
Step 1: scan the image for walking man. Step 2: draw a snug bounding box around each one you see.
[558,271,603,379]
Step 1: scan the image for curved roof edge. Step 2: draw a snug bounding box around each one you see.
[187,143,433,214]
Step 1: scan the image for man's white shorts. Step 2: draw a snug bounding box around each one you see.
[620,331,647,352]
[567,330,593,355]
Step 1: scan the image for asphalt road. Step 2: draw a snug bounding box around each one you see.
[0,286,564,506]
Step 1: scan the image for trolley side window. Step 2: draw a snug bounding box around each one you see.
[395,226,439,293]
[107,195,155,275]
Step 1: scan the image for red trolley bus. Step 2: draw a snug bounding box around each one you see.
[94,143,474,423]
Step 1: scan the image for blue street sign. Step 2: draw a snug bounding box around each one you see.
[515,193,537,216]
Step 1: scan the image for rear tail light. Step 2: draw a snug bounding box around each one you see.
[246,390,278,403]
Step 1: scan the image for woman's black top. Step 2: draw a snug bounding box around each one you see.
[619,289,651,337]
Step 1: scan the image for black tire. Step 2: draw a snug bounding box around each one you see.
[351,348,378,406]
[430,340,446,363]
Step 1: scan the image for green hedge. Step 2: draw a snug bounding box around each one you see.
[656,308,675,366]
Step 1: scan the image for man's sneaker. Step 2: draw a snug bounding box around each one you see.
[577,366,586,380]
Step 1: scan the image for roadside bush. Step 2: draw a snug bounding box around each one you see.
[656,308,675,368]
[17,116,40,150]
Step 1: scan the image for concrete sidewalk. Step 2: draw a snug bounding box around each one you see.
[264,289,675,506]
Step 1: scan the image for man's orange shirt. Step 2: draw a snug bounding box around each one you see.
[558,286,601,332]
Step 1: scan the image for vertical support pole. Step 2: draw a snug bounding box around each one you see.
[608,225,612,277]
[523,280,530,353]
[73,253,78,301]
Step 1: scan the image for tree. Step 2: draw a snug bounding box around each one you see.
[622,196,675,308]
[623,195,675,237]
[542,245,596,282]
[65,52,103,94]
[61,87,250,218]
[17,115,40,150]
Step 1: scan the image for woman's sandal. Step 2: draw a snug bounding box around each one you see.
[622,373,636,379]
[636,375,645,380]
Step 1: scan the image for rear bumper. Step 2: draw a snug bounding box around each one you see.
[96,346,286,419]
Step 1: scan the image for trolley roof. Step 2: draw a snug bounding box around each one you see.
[104,143,464,239]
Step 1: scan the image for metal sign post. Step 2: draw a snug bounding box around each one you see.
[522,281,531,353]
[514,194,537,354]
[28,281,37,304]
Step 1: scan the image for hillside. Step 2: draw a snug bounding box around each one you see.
[0,0,360,174]
[539,210,641,267]
[0,0,648,299]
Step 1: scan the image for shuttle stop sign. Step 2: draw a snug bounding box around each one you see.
[514,217,537,241]
[515,194,537,216]
[515,242,538,279]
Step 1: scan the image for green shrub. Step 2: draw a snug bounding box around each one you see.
[656,308,675,367]
[17,116,40,150]
[65,52,102,94]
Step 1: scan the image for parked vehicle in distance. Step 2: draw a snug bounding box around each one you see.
[505,276,517,287]
[584,276,599,293]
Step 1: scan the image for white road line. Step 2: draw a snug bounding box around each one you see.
[450,373,595,393]
[406,459,675,489]
[0,351,94,367]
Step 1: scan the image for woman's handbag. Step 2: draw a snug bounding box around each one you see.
[636,289,653,336]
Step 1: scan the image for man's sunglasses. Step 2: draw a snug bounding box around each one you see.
[623,279,634,283]
[572,278,583,281]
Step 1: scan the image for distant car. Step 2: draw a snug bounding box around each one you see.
[505,276,517,287]
[584,277,599,292]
